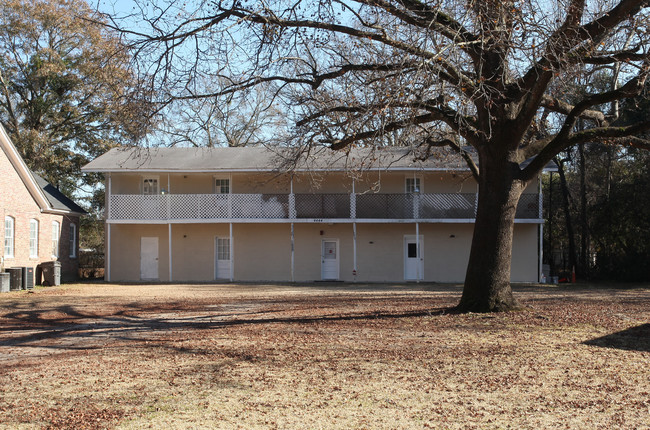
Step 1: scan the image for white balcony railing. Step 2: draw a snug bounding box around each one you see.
[108,193,541,222]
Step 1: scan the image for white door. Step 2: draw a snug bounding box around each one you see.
[140,237,159,280]
[321,239,339,280]
[404,235,424,280]
[215,237,231,279]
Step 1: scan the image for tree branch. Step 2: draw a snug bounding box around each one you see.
[522,119,650,181]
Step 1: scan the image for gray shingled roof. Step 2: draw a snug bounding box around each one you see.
[31,172,87,215]
[82,146,473,173]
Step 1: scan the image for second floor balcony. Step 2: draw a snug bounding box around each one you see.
[107,192,542,223]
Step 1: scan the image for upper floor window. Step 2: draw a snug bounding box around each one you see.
[215,178,230,194]
[69,223,77,258]
[52,221,60,258]
[142,176,159,195]
[4,216,14,258]
[406,177,421,194]
[29,219,39,258]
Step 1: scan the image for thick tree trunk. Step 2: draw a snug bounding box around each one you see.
[458,151,525,313]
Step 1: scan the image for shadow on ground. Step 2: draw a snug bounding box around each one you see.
[583,323,650,352]
[0,296,455,354]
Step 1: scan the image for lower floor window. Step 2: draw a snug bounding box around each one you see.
[52,221,60,258]
[217,238,230,261]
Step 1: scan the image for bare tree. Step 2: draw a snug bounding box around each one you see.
[159,82,287,147]
[111,0,650,311]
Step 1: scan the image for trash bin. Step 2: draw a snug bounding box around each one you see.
[6,267,22,290]
[40,261,61,286]
[0,272,9,293]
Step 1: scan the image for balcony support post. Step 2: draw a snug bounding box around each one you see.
[416,222,420,283]
[291,223,295,282]
[106,223,111,282]
[351,178,356,219]
[168,223,173,282]
[414,193,419,220]
[229,222,234,282]
[107,173,112,220]
[289,177,296,219]
[538,175,544,282]
[167,174,171,220]
[353,222,357,282]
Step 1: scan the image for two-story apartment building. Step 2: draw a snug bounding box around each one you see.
[1,125,86,284]
[83,146,546,283]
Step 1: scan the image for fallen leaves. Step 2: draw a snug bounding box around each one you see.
[0,283,648,428]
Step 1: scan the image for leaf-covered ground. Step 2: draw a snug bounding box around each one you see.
[0,283,648,429]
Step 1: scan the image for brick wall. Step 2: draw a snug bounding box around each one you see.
[1,145,80,283]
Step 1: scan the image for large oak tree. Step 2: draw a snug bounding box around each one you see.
[0,0,149,195]
[116,0,650,311]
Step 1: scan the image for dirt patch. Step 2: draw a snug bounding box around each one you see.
[0,282,648,429]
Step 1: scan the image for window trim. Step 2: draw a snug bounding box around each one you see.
[4,216,15,259]
[69,223,77,258]
[52,221,60,258]
[142,175,160,195]
[405,176,422,194]
[29,219,39,258]
[213,175,231,194]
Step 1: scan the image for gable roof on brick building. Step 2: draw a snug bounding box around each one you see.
[0,124,86,216]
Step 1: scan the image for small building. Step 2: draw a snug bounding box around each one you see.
[0,125,86,283]
[83,146,545,283]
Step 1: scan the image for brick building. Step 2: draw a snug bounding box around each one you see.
[1,124,86,284]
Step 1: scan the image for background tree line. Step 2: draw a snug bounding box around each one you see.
[545,81,650,282]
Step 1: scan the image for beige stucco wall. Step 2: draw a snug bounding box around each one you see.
[232,224,292,281]
[107,221,539,283]
[511,223,539,282]
[170,224,230,281]
[108,224,170,281]
[109,171,485,196]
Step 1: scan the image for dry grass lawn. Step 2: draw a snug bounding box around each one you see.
[0,282,648,429]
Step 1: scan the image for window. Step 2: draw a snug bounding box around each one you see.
[29,219,39,258]
[69,223,77,258]
[216,237,230,261]
[406,177,421,193]
[52,221,60,258]
[142,176,159,195]
[4,216,14,258]
[215,178,230,194]
[407,242,418,258]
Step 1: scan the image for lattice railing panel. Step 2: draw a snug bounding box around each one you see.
[108,192,540,221]
[356,194,414,219]
[167,194,231,219]
[516,193,540,219]
[294,194,351,218]
[110,195,168,220]
[419,193,476,219]
[231,194,289,219]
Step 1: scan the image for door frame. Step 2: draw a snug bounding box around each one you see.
[140,236,159,280]
[214,236,232,280]
[321,238,340,280]
[404,235,424,281]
